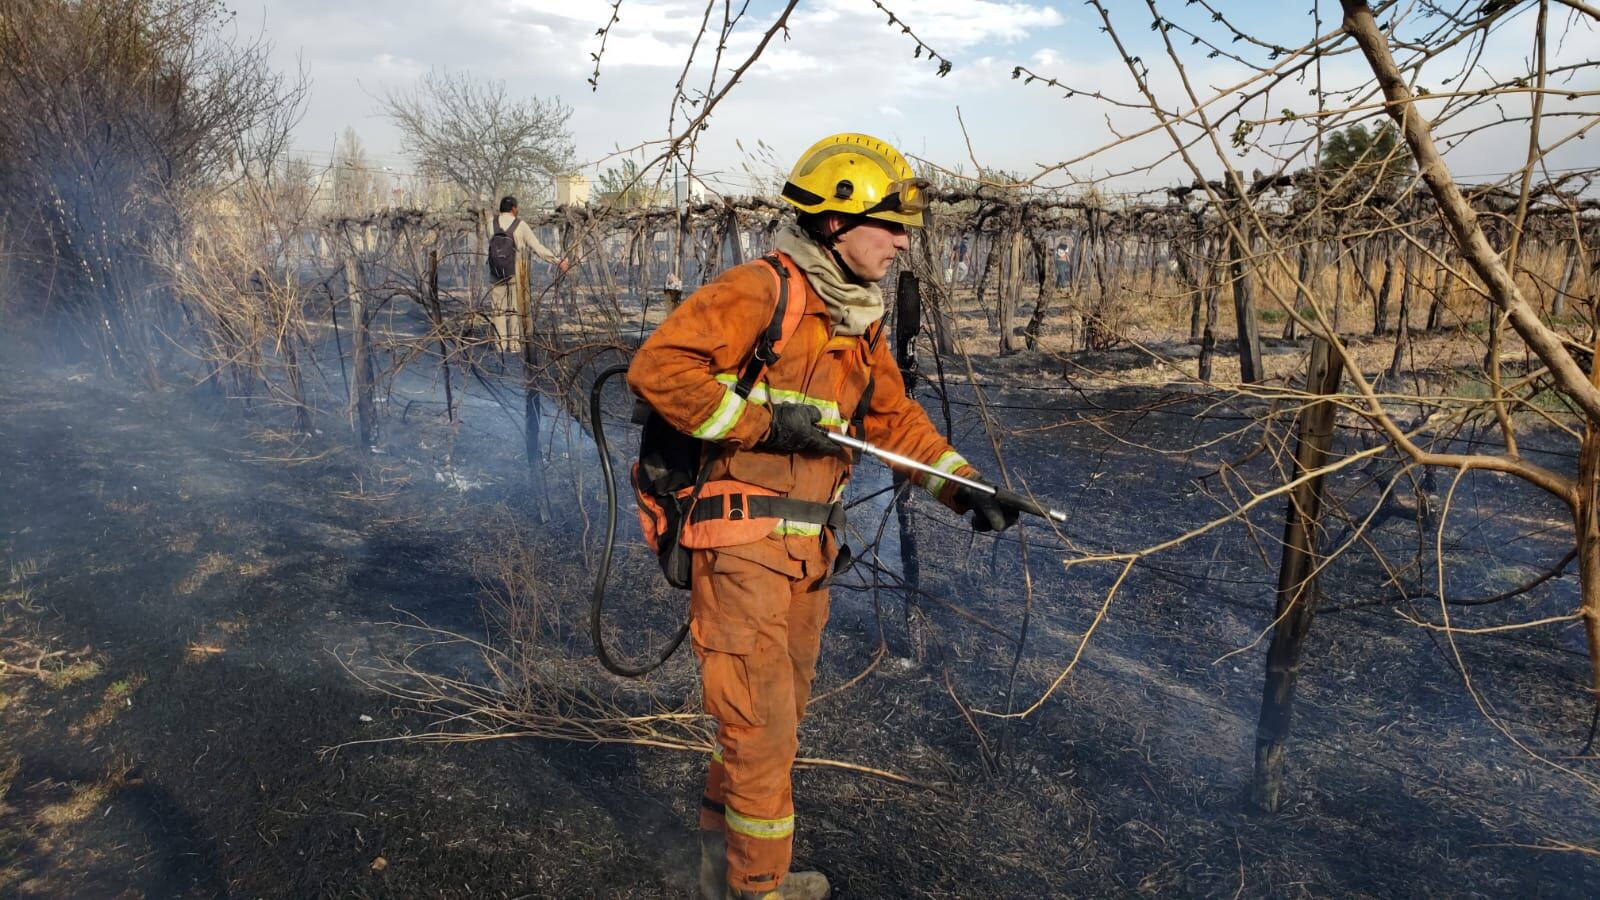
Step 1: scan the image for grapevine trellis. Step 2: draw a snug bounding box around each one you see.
[176,174,1600,481]
[167,171,1600,802]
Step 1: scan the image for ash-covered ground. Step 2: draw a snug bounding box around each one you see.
[3,333,1599,898]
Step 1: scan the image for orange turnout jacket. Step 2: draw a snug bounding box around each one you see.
[626,252,978,570]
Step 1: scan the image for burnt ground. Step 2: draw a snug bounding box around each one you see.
[3,331,1600,898]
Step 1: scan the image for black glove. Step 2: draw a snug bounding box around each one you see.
[756,403,838,455]
[954,483,1021,533]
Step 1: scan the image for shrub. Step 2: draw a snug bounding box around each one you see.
[0,0,302,374]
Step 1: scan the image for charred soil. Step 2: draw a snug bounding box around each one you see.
[3,334,1599,898]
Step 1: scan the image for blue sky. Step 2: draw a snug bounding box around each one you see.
[242,1,1598,198]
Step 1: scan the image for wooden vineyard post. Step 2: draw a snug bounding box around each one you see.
[1284,240,1313,342]
[559,211,578,321]
[976,220,1004,321]
[999,214,1024,355]
[514,245,534,355]
[1372,236,1395,336]
[660,219,683,308]
[1575,327,1600,747]
[1082,210,1111,351]
[1553,241,1578,319]
[516,250,548,518]
[471,209,487,317]
[1188,258,1205,342]
[1229,228,1265,383]
[1332,243,1348,333]
[1252,334,1344,811]
[676,205,691,287]
[893,271,925,658]
[1387,239,1418,380]
[909,206,957,356]
[282,318,313,438]
[723,206,744,268]
[1425,248,1449,332]
[1197,237,1222,382]
[1023,231,1057,351]
[344,252,376,450]
[427,249,455,422]
[1066,224,1088,350]
[1172,221,1205,344]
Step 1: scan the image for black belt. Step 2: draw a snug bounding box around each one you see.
[690,493,846,532]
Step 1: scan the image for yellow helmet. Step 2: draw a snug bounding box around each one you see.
[781,133,930,228]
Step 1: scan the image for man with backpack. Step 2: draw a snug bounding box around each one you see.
[487,195,567,352]
[627,133,1024,900]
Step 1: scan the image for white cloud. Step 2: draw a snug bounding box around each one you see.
[755,46,824,75]
[252,0,1589,197]
[371,53,422,72]
[814,0,1065,52]
[508,0,706,36]
[590,32,692,68]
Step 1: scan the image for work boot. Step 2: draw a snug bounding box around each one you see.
[727,870,830,900]
[698,831,728,900]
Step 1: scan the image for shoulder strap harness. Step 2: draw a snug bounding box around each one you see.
[731,253,801,398]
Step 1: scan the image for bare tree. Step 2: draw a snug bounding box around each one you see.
[381,69,575,207]
[331,127,382,216]
[0,0,304,375]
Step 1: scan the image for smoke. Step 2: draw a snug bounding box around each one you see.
[0,0,305,374]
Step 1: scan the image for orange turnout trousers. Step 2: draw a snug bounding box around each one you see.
[692,535,832,894]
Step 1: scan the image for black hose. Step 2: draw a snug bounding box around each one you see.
[589,364,690,677]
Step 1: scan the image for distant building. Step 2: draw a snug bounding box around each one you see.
[556,174,590,207]
[674,179,706,206]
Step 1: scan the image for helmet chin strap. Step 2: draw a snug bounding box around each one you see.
[813,216,871,285]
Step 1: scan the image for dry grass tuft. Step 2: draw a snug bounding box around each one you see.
[176,553,263,594]
[0,754,19,798]
[0,755,20,892]
[177,552,233,594]
[104,496,151,516]
[2,559,41,613]
[41,659,101,690]
[35,781,111,827]
[75,673,147,735]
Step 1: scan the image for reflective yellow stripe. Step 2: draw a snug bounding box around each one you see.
[712,743,725,764]
[921,450,969,497]
[712,374,845,429]
[715,372,755,395]
[768,388,843,429]
[725,808,794,840]
[692,387,747,441]
[774,520,823,536]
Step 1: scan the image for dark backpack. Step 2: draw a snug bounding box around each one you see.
[487,216,521,283]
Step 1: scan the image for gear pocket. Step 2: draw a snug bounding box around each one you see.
[694,621,767,729]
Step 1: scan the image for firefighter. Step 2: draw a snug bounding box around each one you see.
[627,133,1021,900]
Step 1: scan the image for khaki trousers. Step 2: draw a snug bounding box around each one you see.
[489,282,523,353]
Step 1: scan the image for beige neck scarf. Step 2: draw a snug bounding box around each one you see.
[772,224,884,336]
